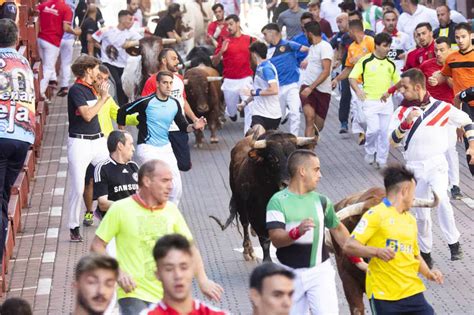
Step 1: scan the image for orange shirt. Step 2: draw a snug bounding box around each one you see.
[345,35,375,68]
[441,49,474,106]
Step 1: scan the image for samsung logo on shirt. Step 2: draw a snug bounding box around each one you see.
[114,184,139,193]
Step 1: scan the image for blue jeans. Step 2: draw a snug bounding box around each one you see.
[118,298,151,315]
[370,293,434,315]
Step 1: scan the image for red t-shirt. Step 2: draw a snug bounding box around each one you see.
[141,73,186,100]
[403,41,435,71]
[214,34,254,79]
[419,58,454,104]
[207,21,229,45]
[142,300,228,315]
[37,0,73,47]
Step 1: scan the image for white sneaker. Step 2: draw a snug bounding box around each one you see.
[364,154,375,165]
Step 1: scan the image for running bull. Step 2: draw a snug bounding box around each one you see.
[327,187,439,315]
[210,127,318,262]
[183,65,223,147]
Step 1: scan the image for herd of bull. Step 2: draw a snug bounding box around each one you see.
[119,36,439,315]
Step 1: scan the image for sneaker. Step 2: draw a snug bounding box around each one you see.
[364,154,375,165]
[56,87,68,97]
[229,114,237,122]
[450,185,463,200]
[339,122,348,134]
[83,212,94,226]
[449,242,463,261]
[48,80,58,87]
[420,252,433,269]
[358,133,366,145]
[70,227,83,242]
[94,209,106,221]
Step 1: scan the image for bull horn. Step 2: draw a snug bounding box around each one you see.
[336,202,366,221]
[412,192,439,208]
[296,137,316,146]
[207,76,223,82]
[162,38,177,45]
[183,79,188,85]
[252,140,267,149]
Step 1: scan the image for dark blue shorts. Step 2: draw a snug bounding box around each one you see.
[370,293,434,315]
[169,131,191,172]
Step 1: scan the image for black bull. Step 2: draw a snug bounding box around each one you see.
[210,129,318,262]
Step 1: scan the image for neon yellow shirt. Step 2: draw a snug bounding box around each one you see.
[95,197,193,302]
[349,53,400,100]
[98,97,138,136]
[351,199,425,301]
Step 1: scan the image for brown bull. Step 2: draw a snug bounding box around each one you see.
[210,127,318,262]
[330,188,439,315]
[184,65,224,147]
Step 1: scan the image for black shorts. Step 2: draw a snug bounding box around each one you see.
[169,131,191,172]
[251,115,281,131]
[370,293,434,315]
[84,163,95,185]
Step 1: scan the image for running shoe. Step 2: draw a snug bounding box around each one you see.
[83,212,94,227]
[57,87,68,97]
[450,185,463,200]
[229,114,237,122]
[339,122,348,134]
[70,227,83,242]
[358,133,366,145]
[449,242,463,261]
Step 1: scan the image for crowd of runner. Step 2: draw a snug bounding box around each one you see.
[0,0,473,314]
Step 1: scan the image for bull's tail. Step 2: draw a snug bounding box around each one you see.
[209,195,239,231]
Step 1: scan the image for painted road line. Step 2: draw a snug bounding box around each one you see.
[36,278,52,295]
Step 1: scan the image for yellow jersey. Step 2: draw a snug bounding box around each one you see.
[351,198,426,301]
[98,97,138,137]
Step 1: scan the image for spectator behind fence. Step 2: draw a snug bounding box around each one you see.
[140,234,228,315]
[72,254,119,315]
[0,19,36,266]
[0,297,32,315]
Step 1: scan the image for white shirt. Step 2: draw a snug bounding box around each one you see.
[389,99,472,161]
[320,0,342,34]
[450,10,467,24]
[132,9,143,29]
[169,74,186,132]
[92,26,142,68]
[252,60,281,119]
[398,5,439,47]
[387,31,412,73]
[301,40,333,94]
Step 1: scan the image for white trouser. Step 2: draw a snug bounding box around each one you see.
[136,143,182,205]
[288,260,339,315]
[67,136,108,229]
[350,85,366,134]
[59,38,75,88]
[37,38,61,96]
[279,83,301,136]
[222,77,253,134]
[362,99,392,164]
[445,126,460,187]
[407,155,460,253]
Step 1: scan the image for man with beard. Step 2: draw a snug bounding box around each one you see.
[140,234,228,315]
[403,23,435,71]
[389,69,473,268]
[381,10,411,74]
[141,48,199,172]
[72,254,119,315]
[127,0,143,29]
[433,4,458,48]
[430,22,474,176]
[212,14,255,132]
[207,3,229,47]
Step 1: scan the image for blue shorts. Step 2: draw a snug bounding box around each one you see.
[370,293,434,315]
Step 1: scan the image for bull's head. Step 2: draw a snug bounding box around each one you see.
[248,131,318,189]
[184,67,222,113]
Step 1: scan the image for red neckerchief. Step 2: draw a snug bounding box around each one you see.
[400,92,431,108]
[384,28,398,37]
[132,193,164,211]
[76,78,98,96]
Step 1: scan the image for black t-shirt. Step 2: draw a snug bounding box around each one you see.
[80,17,100,55]
[67,83,101,134]
[75,0,104,26]
[93,157,139,202]
[154,14,176,38]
